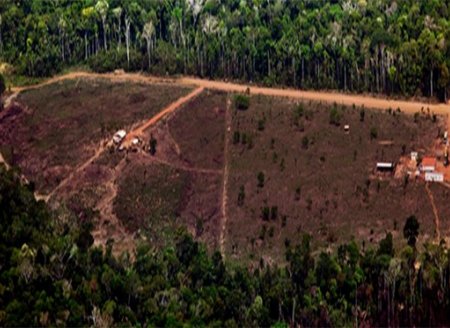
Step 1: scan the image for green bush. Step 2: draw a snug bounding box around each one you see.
[234,94,250,110]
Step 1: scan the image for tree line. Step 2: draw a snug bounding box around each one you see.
[1,0,450,100]
[1,165,450,326]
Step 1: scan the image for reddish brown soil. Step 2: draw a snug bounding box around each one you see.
[0,78,191,193]
[225,95,445,262]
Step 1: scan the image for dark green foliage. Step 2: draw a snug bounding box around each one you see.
[0,73,5,96]
[1,0,450,101]
[403,215,420,247]
[88,49,143,73]
[377,232,394,257]
[234,94,250,110]
[360,108,365,122]
[1,168,450,326]
[329,103,342,126]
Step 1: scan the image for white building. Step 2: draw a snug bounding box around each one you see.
[425,172,444,182]
[377,162,395,171]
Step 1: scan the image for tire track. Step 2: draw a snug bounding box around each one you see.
[425,183,441,242]
[219,96,232,256]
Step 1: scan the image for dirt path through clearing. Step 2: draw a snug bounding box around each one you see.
[123,87,204,145]
[10,71,450,115]
[143,152,222,175]
[425,183,441,242]
[92,158,135,256]
[0,151,10,170]
[219,97,232,256]
[179,77,450,115]
[47,139,112,201]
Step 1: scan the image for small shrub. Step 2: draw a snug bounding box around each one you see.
[259,225,267,240]
[234,94,250,110]
[272,152,278,163]
[281,216,287,227]
[329,103,342,126]
[268,227,275,238]
[241,133,247,145]
[233,131,240,144]
[360,107,365,122]
[301,136,309,149]
[271,206,278,220]
[257,118,265,131]
[370,127,378,140]
[306,198,312,211]
[149,134,157,155]
[237,185,245,206]
[295,187,301,201]
[261,207,270,221]
[247,135,254,149]
[270,138,275,149]
[257,172,265,188]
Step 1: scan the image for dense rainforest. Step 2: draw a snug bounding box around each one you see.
[1,0,450,100]
[2,166,450,326]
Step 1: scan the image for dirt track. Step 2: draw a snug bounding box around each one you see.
[122,87,204,146]
[219,97,232,256]
[10,71,450,116]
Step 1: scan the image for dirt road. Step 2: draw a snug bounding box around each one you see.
[122,87,204,146]
[180,77,450,115]
[425,183,441,242]
[47,139,112,201]
[10,71,450,115]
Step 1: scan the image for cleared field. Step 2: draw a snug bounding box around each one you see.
[168,90,226,170]
[111,90,227,249]
[1,75,448,261]
[225,95,445,262]
[0,78,191,192]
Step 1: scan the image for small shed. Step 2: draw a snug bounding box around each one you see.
[421,157,436,172]
[113,130,127,144]
[411,152,418,161]
[377,162,395,171]
[425,172,444,182]
[344,124,350,133]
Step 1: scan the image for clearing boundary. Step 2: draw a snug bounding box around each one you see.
[7,71,450,115]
